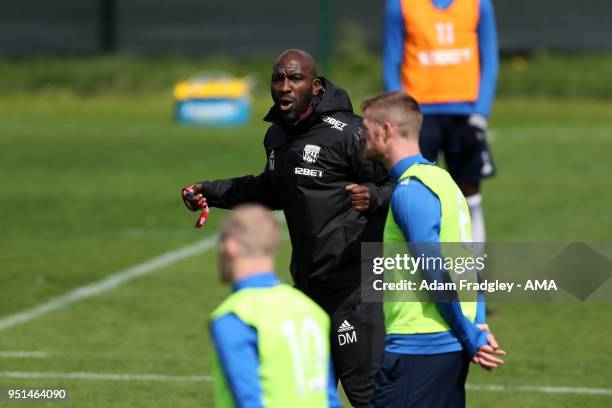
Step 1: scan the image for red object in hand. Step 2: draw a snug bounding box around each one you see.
[183,185,210,229]
[194,205,209,228]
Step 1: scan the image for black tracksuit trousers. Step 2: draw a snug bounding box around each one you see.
[319,287,385,407]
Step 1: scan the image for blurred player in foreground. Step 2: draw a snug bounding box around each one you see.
[210,204,340,408]
[383,0,499,247]
[184,49,392,407]
[360,92,505,407]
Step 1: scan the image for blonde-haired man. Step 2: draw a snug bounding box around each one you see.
[210,205,340,408]
[361,92,505,407]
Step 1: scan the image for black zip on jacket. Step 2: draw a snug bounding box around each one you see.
[200,78,394,301]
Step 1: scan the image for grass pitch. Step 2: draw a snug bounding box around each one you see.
[1,90,611,407]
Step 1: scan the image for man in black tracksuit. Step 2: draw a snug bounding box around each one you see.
[183,49,393,407]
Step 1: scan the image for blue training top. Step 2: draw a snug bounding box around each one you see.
[210,272,341,408]
[383,0,499,117]
[387,154,487,356]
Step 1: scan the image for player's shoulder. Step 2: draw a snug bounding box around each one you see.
[392,177,418,200]
[479,0,495,16]
[391,176,441,224]
[392,175,437,205]
[385,0,403,18]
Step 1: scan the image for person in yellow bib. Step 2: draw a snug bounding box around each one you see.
[384,0,499,250]
[209,204,340,408]
[360,92,506,407]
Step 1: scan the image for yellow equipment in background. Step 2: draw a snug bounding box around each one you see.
[173,75,251,126]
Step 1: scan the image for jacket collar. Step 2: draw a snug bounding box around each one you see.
[263,77,354,131]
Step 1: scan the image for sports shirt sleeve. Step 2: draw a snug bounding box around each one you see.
[474,0,499,117]
[210,313,263,408]
[327,358,341,408]
[391,179,488,357]
[383,0,405,92]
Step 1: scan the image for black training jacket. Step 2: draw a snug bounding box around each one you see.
[200,79,394,301]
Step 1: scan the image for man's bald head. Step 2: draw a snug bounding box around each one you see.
[274,49,318,78]
[270,49,322,124]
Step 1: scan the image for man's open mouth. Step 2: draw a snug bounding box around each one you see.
[279,99,295,111]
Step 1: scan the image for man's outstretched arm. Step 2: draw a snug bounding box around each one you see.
[199,171,280,210]
[182,158,281,211]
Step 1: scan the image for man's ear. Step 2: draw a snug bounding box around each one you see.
[382,122,394,143]
[312,78,322,95]
[225,237,242,258]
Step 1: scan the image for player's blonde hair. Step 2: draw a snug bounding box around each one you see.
[219,204,279,258]
[361,91,423,139]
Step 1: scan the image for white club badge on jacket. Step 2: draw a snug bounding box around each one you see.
[303,144,321,164]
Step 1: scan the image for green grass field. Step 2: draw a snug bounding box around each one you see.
[1,79,612,407]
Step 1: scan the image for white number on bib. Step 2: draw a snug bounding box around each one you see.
[435,22,455,45]
[281,317,327,395]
